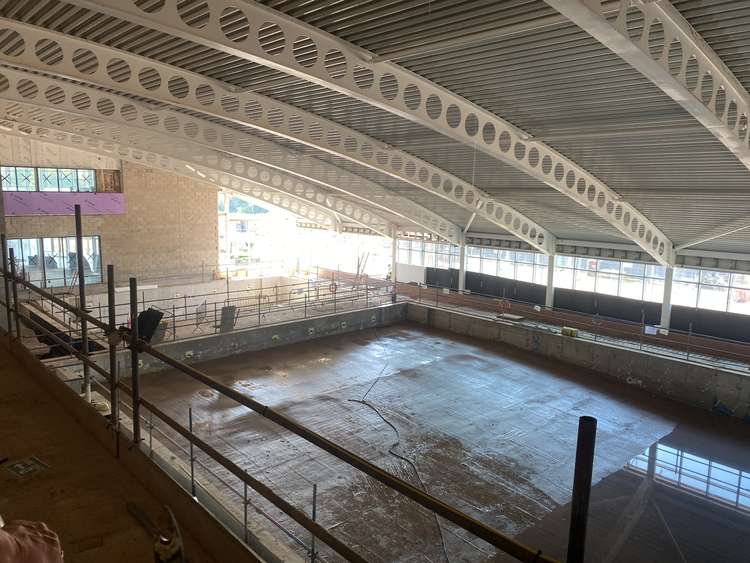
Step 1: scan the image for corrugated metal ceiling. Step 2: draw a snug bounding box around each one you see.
[0,0,748,253]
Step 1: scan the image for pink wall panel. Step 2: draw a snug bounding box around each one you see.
[3,192,125,216]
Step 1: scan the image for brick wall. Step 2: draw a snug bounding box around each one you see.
[2,138,218,283]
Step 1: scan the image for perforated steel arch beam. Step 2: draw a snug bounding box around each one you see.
[0,102,397,237]
[0,117,337,228]
[0,18,556,253]
[29,3,673,263]
[0,66,460,243]
[546,0,750,173]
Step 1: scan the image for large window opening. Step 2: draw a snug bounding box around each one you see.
[5,236,102,287]
[1,165,97,192]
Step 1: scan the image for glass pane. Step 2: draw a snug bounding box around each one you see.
[64,237,78,284]
[554,267,574,289]
[43,238,66,287]
[0,166,16,190]
[645,264,666,279]
[410,248,423,266]
[467,256,481,272]
[621,262,645,277]
[6,239,22,271]
[596,272,619,296]
[498,250,516,262]
[449,254,461,269]
[731,273,750,289]
[498,260,515,279]
[575,269,596,292]
[423,242,435,253]
[533,265,548,285]
[697,284,729,312]
[39,168,59,191]
[620,275,644,300]
[675,267,700,283]
[516,263,533,283]
[728,288,750,315]
[481,248,498,260]
[424,251,436,268]
[15,167,36,191]
[77,169,95,192]
[672,281,698,307]
[576,257,597,271]
[20,238,43,285]
[467,246,481,257]
[516,252,534,264]
[436,254,450,270]
[481,258,496,275]
[700,270,730,287]
[397,246,409,263]
[555,255,575,268]
[643,278,665,303]
[598,260,620,274]
[398,240,410,250]
[437,243,450,254]
[535,254,549,266]
[411,240,423,251]
[58,169,76,191]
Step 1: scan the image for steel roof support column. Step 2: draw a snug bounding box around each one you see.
[660,267,674,330]
[545,255,556,308]
[458,245,467,293]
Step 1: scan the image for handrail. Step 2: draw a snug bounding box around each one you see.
[139,341,556,563]
[396,282,750,366]
[1,259,564,562]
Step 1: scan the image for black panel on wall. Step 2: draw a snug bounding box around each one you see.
[552,289,660,324]
[465,272,545,305]
[670,305,750,342]
[429,270,750,342]
[425,267,459,290]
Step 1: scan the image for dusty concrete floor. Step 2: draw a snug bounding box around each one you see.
[0,345,220,563]
[139,323,750,562]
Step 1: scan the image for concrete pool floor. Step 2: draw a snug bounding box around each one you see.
[139,323,750,562]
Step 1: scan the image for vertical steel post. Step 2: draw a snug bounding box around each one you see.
[9,248,20,339]
[310,483,318,563]
[1,234,12,336]
[189,407,195,497]
[243,482,248,544]
[172,304,176,340]
[258,294,261,325]
[74,205,91,402]
[107,265,119,431]
[639,310,645,351]
[567,415,597,563]
[304,294,307,318]
[149,410,153,457]
[129,277,141,445]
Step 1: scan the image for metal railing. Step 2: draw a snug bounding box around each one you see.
[398,282,750,374]
[23,271,394,347]
[2,217,602,562]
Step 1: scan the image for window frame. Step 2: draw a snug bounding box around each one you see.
[0,165,98,193]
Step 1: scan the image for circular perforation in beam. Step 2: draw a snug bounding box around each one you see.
[0,19,556,254]
[0,98,394,236]
[40,0,664,259]
[0,66,457,242]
